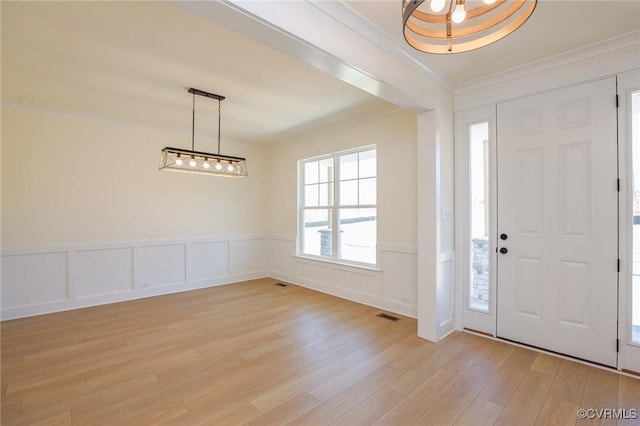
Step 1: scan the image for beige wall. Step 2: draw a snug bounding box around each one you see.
[268,109,418,248]
[1,105,270,248]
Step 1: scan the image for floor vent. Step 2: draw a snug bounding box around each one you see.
[275,283,288,287]
[377,313,399,322]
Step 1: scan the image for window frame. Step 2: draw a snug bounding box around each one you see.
[297,145,378,269]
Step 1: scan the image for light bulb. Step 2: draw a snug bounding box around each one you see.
[452,3,466,23]
[189,157,197,167]
[483,0,496,4]
[430,0,446,12]
[175,155,183,166]
[215,161,222,171]
[227,162,234,172]
[203,159,210,169]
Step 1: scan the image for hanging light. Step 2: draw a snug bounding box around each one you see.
[402,0,537,54]
[159,88,248,177]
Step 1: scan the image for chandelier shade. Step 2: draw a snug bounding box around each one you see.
[159,147,248,177]
[402,0,537,54]
[159,88,247,178]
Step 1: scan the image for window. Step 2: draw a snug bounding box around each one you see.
[469,121,490,312]
[299,147,377,266]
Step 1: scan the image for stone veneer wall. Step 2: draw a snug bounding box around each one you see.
[471,236,489,309]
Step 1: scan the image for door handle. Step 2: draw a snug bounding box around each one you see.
[500,233,508,240]
[500,247,508,254]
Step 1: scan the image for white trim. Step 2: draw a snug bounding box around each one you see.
[618,69,640,373]
[454,105,497,336]
[1,234,269,320]
[456,30,640,95]
[297,146,379,269]
[292,255,382,273]
[454,41,640,112]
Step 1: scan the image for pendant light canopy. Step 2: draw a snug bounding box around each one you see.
[159,88,247,177]
[402,0,537,54]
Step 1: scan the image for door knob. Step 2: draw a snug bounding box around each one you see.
[500,247,508,254]
[500,233,508,240]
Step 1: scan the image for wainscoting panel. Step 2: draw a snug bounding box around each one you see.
[229,238,268,279]
[268,237,419,317]
[1,235,268,320]
[333,266,381,297]
[139,244,186,288]
[189,241,229,284]
[438,252,455,336]
[1,251,68,308]
[76,247,133,298]
[381,247,418,307]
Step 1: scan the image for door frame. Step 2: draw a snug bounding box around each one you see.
[618,69,640,373]
[454,104,498,336]
[456,73,640,371]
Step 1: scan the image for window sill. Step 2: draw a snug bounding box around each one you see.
[293,254,382,273]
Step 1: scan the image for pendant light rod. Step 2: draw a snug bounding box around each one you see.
[187,87,225,101]
[191,91,196,151]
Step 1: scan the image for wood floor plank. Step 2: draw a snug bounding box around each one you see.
[329,386,405,426]
[617,375,640,426]
[453,397,503,426]
[531,353,563,377]
[495,370,555,425]
[576,367,619,426]
[373,368,460,425]
[548,359,589,406]
[246,393,321,426]
[481,346,539,407]
[412,364,497,425]
[1,277,637,426]
[535,395,580,426]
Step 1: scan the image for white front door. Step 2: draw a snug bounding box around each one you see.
[496,78,619,367]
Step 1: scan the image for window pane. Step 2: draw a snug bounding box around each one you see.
[469,122,490,312]
[303,209,332,257]
[339,208,376,264]
[359,149,376,178]
[319,158,334,183]
[632,90,640,343]
[359,178,376,205]
[305,161,318,185]
[340,180,358,205]
[318,182,334,206]
[304,184,318,207]
[340,153,358,181]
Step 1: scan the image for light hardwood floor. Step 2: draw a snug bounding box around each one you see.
[2,278,639,425]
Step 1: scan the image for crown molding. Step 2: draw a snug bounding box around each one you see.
[456,30,640,95]
[307,1,455,94]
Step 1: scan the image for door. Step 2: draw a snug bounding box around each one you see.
[496,78,618,367]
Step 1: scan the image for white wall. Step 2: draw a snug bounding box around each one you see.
[1,105,271,319]
[268,110,420,317]
[2,105,270,247]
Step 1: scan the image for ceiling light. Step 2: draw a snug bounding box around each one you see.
[159,88,248,177]
[402,0,537,54]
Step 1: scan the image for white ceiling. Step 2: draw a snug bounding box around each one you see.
[2,1,639,145]
[345,0,640,87]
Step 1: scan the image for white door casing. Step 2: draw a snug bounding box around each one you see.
[496,78,618,367]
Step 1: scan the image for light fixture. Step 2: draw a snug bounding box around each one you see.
[402,0,537,54]
[159,88,248,177]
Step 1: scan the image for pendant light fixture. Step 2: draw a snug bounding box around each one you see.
[402,0,537,54]
[159,88,247,177]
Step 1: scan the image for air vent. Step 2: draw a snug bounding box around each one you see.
[275,283,288,287]
[377,313,399,322]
